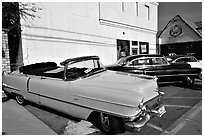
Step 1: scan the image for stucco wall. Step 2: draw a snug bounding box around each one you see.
[21,2,158,65]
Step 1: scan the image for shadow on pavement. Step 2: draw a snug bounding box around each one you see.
[24,102,101,135]
[2,92,102,135]
[24,101,80,134]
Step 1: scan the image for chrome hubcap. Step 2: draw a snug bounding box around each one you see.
[100,113,110,131]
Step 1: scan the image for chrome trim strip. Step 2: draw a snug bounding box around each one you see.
[157,73,200,77]
[158,81,182,84]
[72,94,137,108]
[3,83,140,118]
[27,91,136,118]
[2,83,21,92]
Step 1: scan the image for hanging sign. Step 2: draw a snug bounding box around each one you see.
[169,25,182,37]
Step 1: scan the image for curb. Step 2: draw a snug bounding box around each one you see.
[161,100,202,135]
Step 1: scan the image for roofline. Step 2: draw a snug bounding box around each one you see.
[157,15,175,38]
[150,2,159,6]
[158,15,202,38]
[179,16,202,38]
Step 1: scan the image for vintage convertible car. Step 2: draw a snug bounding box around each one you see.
[106,54,202,85]
[2,56,166,134]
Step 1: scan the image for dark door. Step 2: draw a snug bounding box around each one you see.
[117,39,130,60]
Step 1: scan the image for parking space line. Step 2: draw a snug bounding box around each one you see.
[161,103,202,135]
[163,96,202,99]
[163,104,197,108]
[146,123,164,132]
[176,90,202,93]
[165,121,186,135]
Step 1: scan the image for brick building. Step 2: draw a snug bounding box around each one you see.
[2,28,11,73]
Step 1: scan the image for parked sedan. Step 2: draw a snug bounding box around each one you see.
[166,55,202,79]
[106,54,201,85]
[166,55,202,69]
[2,56,166,134]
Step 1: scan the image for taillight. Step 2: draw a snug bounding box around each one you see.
[154,88,165,96]
[138,99,146,110]
[158,90,165,96]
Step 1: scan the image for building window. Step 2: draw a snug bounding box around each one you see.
[145,5,150,20]
[132,48,138,55]
[132,41,138,46]
[121,2,125,12]
[135,2,139,16]
[131,41,138,55]
[139,42,149,54]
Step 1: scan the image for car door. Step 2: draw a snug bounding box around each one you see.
[166,57,194,82]
[38,76,70,114]
[148,57,169,76]
[151,57,179,82]
[26,75,41,104]
[125,57,149,74]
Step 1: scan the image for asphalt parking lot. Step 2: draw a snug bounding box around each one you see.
[2,80,202,135]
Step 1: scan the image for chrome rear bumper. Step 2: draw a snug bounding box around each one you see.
[124,105,166,132]
[124,112,150,132]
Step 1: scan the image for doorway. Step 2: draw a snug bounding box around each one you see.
[117,39,130,60]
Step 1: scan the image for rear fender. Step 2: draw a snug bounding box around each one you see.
[2,72,30,98]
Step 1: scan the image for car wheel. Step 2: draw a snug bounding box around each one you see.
[183,76,195,86]
[99,113,124,134]
[16,94,26,105]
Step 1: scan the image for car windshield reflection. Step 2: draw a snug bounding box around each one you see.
[66,59,106,80]
[115,58,127,66]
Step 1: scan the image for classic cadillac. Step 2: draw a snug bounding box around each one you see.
[106,54,202,86]
[2,56,166,134]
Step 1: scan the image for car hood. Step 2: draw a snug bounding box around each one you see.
[70,70,159,107]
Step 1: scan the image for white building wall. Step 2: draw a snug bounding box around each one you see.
[21,2,158,65]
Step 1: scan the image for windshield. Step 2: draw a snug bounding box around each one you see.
[65,59,106,80]
[115,58,127,65]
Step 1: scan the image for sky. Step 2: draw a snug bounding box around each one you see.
[158,2,202,31]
